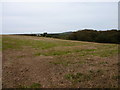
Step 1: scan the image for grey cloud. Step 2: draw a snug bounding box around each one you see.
[2,2,118,34]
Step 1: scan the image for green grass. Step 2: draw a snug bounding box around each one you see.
[88,48,118,57]
[3,36,118,58]
[64,72,93,82]
[3,36,58,50]
[34,49,96,56]
[2,36,84,50]
[34,47,117,57]
[35,50,72,56]
[65,69,104,83]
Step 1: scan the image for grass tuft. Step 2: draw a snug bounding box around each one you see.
[19,83,41,88]
[64,72,92,82]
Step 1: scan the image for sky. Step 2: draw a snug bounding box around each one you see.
[0,1,118,34]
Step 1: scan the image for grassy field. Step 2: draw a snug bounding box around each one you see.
[2,35,119,88]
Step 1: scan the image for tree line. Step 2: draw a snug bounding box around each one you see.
[44,29,119,44]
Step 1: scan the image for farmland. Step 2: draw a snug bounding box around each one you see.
[2,35,119,88]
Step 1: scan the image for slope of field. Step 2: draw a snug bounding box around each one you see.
[2,35,119,88]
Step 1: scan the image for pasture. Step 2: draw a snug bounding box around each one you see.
[2,35,119,88]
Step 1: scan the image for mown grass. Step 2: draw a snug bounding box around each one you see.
[3,36,118,58]
[35,47,117,58]
[34,49,96,56]
[3,36,57,50]
[2,36,84,50]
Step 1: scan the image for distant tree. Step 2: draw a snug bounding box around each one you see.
[68,32,77,40]
[43,29,119,44]
[68,29,119,44]
[43,32,47,37]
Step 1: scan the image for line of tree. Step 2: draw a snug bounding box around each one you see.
[68,29,119,44]
[44,29,119,44]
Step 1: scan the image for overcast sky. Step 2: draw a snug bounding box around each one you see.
[1,2,118,34]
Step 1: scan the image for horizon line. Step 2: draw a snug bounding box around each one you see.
[1,29,119,35]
